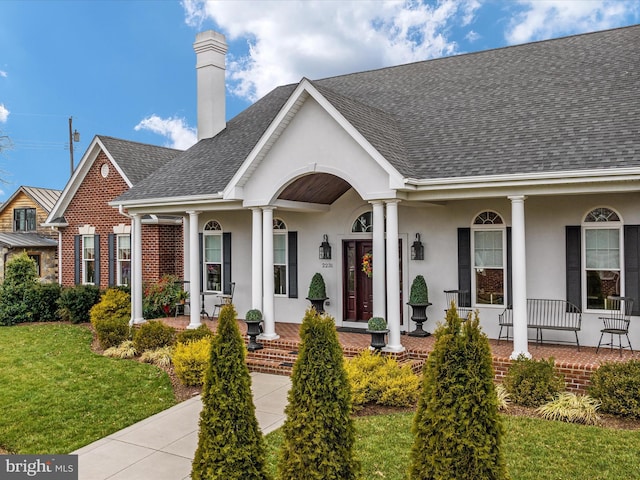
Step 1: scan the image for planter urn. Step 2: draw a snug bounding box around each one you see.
[306,297,328,314]
[408,302,432,337]
[366,328,389,351]
[244,319,264,351]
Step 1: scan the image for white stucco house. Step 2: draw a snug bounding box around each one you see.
[112,25,640,358]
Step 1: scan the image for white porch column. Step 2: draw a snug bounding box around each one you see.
[131,213,144,325]
[261,207,279,339]
[371,201,386,318]
[182,214,190,281]
[384,200,404,352]
[251,208,263,311]
[509,195,530,359]
[186,210,202,329]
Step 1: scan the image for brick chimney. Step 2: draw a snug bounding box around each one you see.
[193,30,228,141]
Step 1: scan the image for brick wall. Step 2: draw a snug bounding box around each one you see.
[493,355,595,394]
[59,150,183,288]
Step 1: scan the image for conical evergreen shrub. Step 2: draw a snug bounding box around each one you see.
[0,252,38,325]
[191,304,270,480]
[278,308,360,480]
[408,305,508,480]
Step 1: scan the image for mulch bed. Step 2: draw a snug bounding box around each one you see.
[86,325,640,431]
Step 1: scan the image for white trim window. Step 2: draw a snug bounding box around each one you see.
[583,207,622,310]
[204,220,223,292]
[117,234,131,286]
[274,218,287,295]
[471,211,506,306]
[82,235,95,285]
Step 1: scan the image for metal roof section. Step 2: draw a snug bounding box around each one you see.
[0,186,62,216]
[0,233,58,248]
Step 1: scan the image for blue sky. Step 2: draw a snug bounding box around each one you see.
[0,0,638,202]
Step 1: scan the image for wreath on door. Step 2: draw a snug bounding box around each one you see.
[361,252,373,278]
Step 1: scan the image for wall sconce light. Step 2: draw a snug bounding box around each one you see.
[411,233,424,260]
[319,234,332,260]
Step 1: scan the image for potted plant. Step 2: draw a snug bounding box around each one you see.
[366,316,389,351]
[407,274,432,337]
[244,309,264,351]
[306,273,328,313]
[177,289,189,304]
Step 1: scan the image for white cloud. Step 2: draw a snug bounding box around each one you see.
[465,30,481,42]
[134,115,197,150]
[0,104,9,123]
[182,0,481,101]
[0,71,7,78]
[505,0,639,44]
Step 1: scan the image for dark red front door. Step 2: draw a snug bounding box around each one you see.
[343,240,373,322]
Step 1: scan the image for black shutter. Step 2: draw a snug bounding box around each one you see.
[457,228,471,307]
[566,226,582,309]
[74,235,81,285]
[108,233,115,287]
[288,231,298,298]
[199,233,204,293]
[624,225,640,315]
[506,227,513,307]
[223,232,232,294]
[94,235,101,287]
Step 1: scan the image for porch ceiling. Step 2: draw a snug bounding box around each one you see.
[278,173,351,205]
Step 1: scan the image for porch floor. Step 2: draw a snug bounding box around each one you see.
[162,315,638,370]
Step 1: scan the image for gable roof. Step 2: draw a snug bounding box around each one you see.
[116,25,640,205]
[0,186,62,215]
[97,136,183,185]
[45,135,182,224]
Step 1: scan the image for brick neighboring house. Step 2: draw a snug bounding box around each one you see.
[0,186,61,282]
[44,135,184,289]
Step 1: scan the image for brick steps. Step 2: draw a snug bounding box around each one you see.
[244,340,425,377]
[246,345,298,376]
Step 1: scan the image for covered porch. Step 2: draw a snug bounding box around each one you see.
[162,315,639,395]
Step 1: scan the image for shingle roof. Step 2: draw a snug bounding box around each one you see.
[118,25,640,203]
[97,136,183,185]
[117,85,295,201]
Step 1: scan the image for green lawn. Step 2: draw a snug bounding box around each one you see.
[0,323,175,454]
[265,413,640,480]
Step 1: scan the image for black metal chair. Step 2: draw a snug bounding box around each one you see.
[596,296,634,356]
[211,282,235,318]
[444,289,472,320]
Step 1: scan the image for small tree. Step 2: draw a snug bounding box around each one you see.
[191,304,270,480]
[278,308,360,480]
[408,305,508,480]
[0,252,38,325]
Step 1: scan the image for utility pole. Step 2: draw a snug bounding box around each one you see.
[68,116,80,176]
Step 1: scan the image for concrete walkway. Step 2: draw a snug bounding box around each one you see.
[72,372,291,480]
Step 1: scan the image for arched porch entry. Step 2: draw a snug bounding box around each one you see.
[274,173,405,351]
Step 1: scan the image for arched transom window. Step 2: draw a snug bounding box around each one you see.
[204,220,223,291]
[583,207,623,310]
[471,211,506,306]
[352,211,373,233]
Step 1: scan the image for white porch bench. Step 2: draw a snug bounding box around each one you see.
[498,298,582,350]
